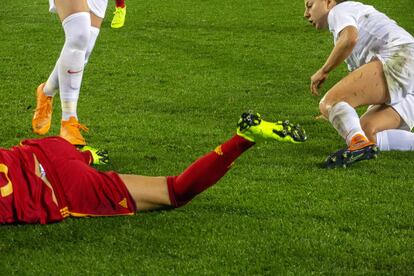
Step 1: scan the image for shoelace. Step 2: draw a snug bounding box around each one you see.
[114,7,124,16]
[69,122,89,132]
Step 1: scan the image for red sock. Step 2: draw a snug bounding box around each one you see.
[167,135,254,207]
[115,0,125,8]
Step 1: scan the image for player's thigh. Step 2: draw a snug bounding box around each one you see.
[54,0,89,21]
[59,161,136,216]
[90,12,103,28]
[360,104,403,141]
[119,175,171,211]
[322,60,390,109]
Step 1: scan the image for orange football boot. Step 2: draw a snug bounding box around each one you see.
[32,83,53,135]
[348,134,375,151]
[60,116,88,146]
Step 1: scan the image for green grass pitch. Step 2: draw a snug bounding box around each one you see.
[0,0,413,274]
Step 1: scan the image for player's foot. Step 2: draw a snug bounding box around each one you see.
[60,116,88,146]
[79,146,109,165]
[324,135,379,168]
[111,6,126,29]
[32,83,53,135]
[237,112,307,143]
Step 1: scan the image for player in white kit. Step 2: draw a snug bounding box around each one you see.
[303,0,414,168]
[32,0,109,146]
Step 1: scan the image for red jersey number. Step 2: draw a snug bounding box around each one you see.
[0,164,13,197]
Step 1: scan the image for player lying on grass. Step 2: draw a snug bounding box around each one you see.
[0,113,306,224]
[304,0,414,168]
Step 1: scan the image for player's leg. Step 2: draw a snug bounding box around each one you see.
[33,0,90,141]
[121,113,307,211]
[121,134,255,211]
[319,59,390,146]
[361,104,414,151]
[84,13,103,64]
[119,175,170,211]
[38,7,103,98]
[111,0,126,29]
[360,104,403,143]
[56,0,91,146]
[84,0,108,63]
[58,0,110,145]
[320,60,391,168]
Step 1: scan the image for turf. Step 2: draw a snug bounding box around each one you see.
[0,0,413,274]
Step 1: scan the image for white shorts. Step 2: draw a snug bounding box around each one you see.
[376,44,414,129]
[49,0,108,19]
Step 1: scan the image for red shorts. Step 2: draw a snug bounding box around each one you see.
[19,137,136,223]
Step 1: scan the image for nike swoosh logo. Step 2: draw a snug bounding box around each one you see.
[349,153,364,162]
[67,69,83,74]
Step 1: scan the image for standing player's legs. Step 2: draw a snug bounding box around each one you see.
[319,60,390,147]
[33,0,107,146]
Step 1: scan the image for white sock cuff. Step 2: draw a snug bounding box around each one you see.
[376,131,390,151]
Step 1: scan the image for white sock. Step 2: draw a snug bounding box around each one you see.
[328,101,366,145]
[376,129,414,151]
[44,23,98,97]
[85,26,100,64]
[58,12,91,121]
[61,101,78,121]
[44,61,59,96]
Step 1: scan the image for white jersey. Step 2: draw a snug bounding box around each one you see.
[327,1,414,71]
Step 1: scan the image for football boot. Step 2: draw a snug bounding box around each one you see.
[79,146,109,165]
[111,6,126,29]
[237,112,307,143]
[60,116,88,146]
[32,83,53,135]
[324,135,379,168]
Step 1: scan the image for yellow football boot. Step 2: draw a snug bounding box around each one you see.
[237,112,307,143]
[111,6,126,29]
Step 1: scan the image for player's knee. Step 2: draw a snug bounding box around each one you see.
[68,29,90,50]
[63,12,91,50]
[319,98,332,118]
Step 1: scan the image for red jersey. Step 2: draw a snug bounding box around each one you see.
[0,143,62,224]
[0,137,136,224]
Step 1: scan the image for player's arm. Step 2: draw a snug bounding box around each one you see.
[310,26,358,96]
[322,26,358,74]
